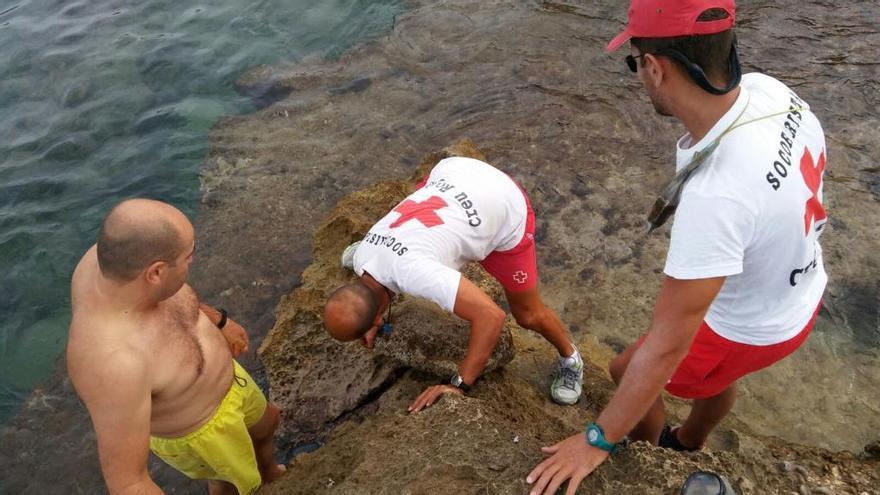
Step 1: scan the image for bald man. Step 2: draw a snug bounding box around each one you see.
[67,199,284,495]
[324,156,584,412]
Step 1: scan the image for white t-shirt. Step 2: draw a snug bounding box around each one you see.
[664,73,828,345]
[353,157,527,312]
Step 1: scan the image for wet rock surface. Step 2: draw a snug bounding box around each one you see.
[2,0,879,493]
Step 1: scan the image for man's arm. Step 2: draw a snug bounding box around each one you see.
[200,303,249,357]
[526,275,725,495]
[596,275,725,441]
[69,350,163,495]
[407,276,506,413]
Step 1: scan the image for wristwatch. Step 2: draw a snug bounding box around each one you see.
[449,373,472,393]
[216,308,228,329]
[585,422,618,454]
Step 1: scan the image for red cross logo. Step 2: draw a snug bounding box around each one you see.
[513,270,528,284]
[389,196,448,229]
[800,148,827,236]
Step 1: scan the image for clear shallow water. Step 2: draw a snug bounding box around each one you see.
[0,0,402,422]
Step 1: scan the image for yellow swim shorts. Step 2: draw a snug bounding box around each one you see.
[150,360,267,495]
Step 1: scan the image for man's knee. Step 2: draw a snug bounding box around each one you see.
[511,305,544,330]
[249,402,281,442]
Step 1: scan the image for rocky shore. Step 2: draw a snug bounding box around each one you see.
[256,140,879,494]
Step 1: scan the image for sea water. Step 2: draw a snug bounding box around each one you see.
[0,0,402,423]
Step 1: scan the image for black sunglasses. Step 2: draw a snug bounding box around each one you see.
[625,53,647,73]
[624,38,742,96]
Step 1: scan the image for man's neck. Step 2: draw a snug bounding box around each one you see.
[94,275,157,315]
[674,85,741,144]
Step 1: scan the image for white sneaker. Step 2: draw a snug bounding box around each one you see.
[550,352,583,405]
[340,241,361,270]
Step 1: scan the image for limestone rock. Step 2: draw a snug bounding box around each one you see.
[374,296,515,379]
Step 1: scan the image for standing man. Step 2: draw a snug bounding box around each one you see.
[527,1,827,493]
[67,199,285,495]
[323,156,584,411]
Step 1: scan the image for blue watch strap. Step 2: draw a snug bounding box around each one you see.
[585,422,618,453]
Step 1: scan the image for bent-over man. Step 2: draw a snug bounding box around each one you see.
[67,199,285,495]
[323,156,584,412]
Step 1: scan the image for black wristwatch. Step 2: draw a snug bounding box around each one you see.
[216,308,228,329]
[449,373,472,393]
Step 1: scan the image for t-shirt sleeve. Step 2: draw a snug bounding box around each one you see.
[395,259,462,312]
[664,194,756,280]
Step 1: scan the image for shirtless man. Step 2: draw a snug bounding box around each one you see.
[67,199,284,495]
[323,156,584,412]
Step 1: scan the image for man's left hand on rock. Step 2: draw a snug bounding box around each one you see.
[407,384,463,413]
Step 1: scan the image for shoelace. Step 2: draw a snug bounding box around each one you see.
[558,361,580,390]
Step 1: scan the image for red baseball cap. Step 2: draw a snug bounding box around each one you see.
[606,0,736,52]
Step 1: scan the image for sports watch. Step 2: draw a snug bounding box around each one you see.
[449,373,472,393]
[585,422,618,453]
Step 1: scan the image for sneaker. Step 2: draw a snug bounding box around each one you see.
[658,424,699,452]
[550,352,583,405]
[340,241,361,270]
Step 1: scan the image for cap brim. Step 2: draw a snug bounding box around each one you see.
[606,30,632,53]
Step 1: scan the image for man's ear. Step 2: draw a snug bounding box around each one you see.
[642,53,666,89]
[144,261,166,285]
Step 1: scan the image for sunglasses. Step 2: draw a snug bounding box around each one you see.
[646,139,721,232]
[624,37,742,96]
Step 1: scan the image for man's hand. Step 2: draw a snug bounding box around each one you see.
[407,384,462,413]
[221,319,249,357]
[526,434,609,495]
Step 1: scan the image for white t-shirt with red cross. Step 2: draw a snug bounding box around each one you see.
[353,157,528,312]
[664,73,828,345]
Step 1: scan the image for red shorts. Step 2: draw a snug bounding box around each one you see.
[417,173,539,293]
[479,188,538,293]
[639,304,821,399]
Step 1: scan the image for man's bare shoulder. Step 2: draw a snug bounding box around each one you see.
[67,245,148,398]
[70,244,97,299]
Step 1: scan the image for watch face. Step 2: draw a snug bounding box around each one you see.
[587,429,599,443]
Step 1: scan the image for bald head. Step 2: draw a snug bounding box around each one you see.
[97,199,191,281]
[323,282,379,342]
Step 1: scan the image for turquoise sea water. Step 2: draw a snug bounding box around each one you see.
[0,0,402,422]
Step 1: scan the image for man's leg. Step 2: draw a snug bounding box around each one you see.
[247,402,286,483]
[609,342,666,444]
[675,383,737,449]
[505,287,584,405]
[504,287,573,357]
[208,480,237,495]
